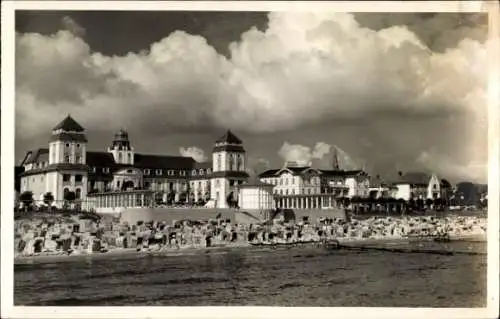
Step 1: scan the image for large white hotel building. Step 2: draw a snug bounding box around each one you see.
[18,115,451,213]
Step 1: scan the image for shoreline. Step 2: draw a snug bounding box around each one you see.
[14,233,486,265]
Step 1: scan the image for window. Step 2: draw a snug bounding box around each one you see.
[118,153,122,162]
[168,170,174,176]
[308,188,312,195]
[144,169,150,175]
[279,179,283,185]
[286,189,289,195]
[75,175,83,183]
[76,155,81,164]
[199,169,204,175]
[237,155,243,171]
[292,189,295,195]
[433,184,437,190]
[63,174,71,182]
[92,167,96,173]
[64,155,70,163]
[156,169,162,175]
[76,143,80,148]
[103,167,110,173]
[217,154,222,171]
[207,168,211,174]
[65,143,70,148]
[198,181,202,188]
[285,179,288,185]
[180,170,186,176]
[192,169,197,176]
[216,180,220,187]
[280,190,283,195]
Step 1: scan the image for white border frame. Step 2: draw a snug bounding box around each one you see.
[2,1,499,319]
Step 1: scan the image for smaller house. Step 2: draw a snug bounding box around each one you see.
[238,176,275,210]
[367,175,398,199]
[392,171,449,201]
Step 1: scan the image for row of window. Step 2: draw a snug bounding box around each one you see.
[262,176,321,186]
[274,188,319,195]
[63,174,84,183]
[91,167,212,176]
[215,154,244,171]
[64,143,82,148]
[191,168,211,176]
[189,180,210,189]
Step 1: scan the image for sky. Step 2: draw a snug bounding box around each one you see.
[14,11,489,183]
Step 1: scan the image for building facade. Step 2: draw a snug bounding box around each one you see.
[258,160,371,210]
[19,115,249,211]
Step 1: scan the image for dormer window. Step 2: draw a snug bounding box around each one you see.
[207,168,211,174]
[156,169,162,175]
[192,169,197,176]
[180,170,186,176]
[92,167,96,173]
[65,143,70,148]
[199,169,204,175]
[103,167,110,173]
[167,170,174,176]
[144,169,151,175]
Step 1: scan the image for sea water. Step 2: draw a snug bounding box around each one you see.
[14,241,486,307]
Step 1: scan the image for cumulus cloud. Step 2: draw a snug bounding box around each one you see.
[61,16,86,38]
[278,141,361,170]
[246,157,271,177]
[179,146,207,163]
[15,12,489,182]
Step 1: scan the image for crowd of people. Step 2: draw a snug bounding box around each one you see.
[14,211,487,258]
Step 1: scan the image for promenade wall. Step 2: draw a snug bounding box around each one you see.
[116,207,346,225]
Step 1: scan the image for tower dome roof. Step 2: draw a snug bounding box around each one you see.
[52,114,85,132]
[113,128,129,141]
[215,130,242,145]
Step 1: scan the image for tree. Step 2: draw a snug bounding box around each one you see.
[408,198,416,212]
[19,191,34,211]
[43,192,54,211]
[425,198,433,210]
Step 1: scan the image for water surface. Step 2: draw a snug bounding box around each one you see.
[14,242,486,307]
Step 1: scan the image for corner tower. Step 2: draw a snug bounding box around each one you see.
[108,129,134,165]
[47,114,88,204]
[210,130,249,208]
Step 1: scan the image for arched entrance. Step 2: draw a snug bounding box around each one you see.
[122,180,135,190]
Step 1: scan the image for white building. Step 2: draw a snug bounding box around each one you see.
[237,178,275,210]
[259,159,370,209]
[19,115,250,210]
[393,172,450,201]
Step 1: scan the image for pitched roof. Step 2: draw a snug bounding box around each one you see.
[259,169,280,178]
[133,154,196,169]
[52,115,85,132]
[23,148,49,164]
[215,130,242,144]
[369,175,387,188]
[193,162,212,169]
[240,175,273,188]
[319,169,364,177]
[86,151,116,167]
[394,172,431,186]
